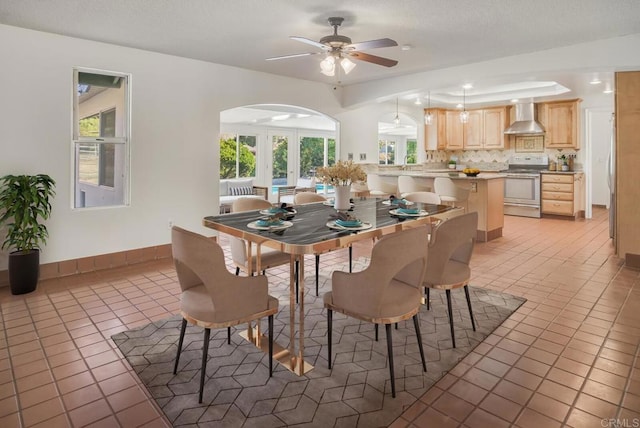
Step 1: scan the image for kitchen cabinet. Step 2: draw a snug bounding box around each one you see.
[444,110,464,150]
[423,108,447,150]
[464,107,509,150]
[541,172,585,218]
[539,99,581,149]
[425,106,508,151]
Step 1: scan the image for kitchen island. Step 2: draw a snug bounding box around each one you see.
[376,171,506,242]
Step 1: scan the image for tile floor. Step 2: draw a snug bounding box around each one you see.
[0,207,639,427]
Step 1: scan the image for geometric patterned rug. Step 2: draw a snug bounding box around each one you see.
[112,258,525,427]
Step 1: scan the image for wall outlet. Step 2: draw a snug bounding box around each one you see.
[168,219,173,229]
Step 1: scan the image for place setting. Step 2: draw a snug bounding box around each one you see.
[381,194,415,206]
[386,195,429,218]
[326,211,372,231]
[247,206,295,231]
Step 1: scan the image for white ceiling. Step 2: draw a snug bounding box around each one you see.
[2,0,639,113]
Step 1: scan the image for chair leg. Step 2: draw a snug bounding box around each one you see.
[235,267,240,276]
[227,326,231,345]
[446,289,456,348]
[426,287,430,310]
[268,314,274,376]
[413,315,427,372]
[375,323,378,341]
[385,324,396,398]
[327,309,333,369]
[315,254,320,296]
[464,285,476,331]
[349,246,353,273]
[173,318,187,375]
[199,328,211,403]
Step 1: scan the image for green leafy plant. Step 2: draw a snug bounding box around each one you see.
[0,174,56,253]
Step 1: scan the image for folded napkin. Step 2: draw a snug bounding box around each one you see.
[256,218,284,227]
[329,211,358,222]
[397,208,420,214]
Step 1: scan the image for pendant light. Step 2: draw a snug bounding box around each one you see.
[424,92,433,125]
[459,87,469,123]
[393,98,400,125]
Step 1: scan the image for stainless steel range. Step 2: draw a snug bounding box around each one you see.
[504,154,549,218]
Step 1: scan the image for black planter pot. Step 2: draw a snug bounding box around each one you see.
[8,249,40,295]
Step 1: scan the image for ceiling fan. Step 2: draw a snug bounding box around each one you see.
[266,17,398,76]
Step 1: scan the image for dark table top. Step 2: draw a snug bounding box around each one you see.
[203,198,457,255]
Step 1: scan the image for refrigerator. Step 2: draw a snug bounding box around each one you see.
[608,113,616,241]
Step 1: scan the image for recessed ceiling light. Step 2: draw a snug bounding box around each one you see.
[414,98,422,105]
[401,44,412,51]
[456,103,463,109]
[590,78,602,85]
[462,83,473,90]
[511,99,519,103]
[603,89,614,94]
[272,114,290,121]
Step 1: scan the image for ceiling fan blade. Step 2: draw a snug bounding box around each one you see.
[346,38,398,51]
[348,51,398,67]
[266,52,317,61]
[290,36,328,50]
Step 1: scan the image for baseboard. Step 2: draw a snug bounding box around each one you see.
[625,253,640,269]
[0,244,172,288]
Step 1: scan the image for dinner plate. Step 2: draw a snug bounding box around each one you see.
[389,208,429,217]
[382,199,415,206]
[326,220,372,231]
[247,220,293,230]
[259,208,297,216]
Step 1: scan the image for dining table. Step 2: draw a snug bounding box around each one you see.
[203,197,463,376]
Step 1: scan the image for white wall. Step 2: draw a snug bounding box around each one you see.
[0,24,343,268]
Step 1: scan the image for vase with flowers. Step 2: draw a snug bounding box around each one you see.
[316,160,366,210]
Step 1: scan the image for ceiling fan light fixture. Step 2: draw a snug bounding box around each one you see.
[320,55,335,76]
[340,56,356,74]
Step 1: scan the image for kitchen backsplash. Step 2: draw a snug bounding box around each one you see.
[425,148,579,168]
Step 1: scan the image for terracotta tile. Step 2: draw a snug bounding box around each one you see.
[62,384,103,410]
[566,408,610,428]
[21,397,65,426]
[515,356,550,378]
[478,393,521,422]
[68,398,113,427]
[594,357,632,378]
[474,356,510,377]
[537,379,578,405]
[432,392,475,422]
[574,392,618,418]
[463,407,511,428]
[52,360,88,381]
[115,400,159,427]
[97,372,137,396]
[462,367,500,390]
[413,407,459,428]
[56,371,96,395]
[448,379,488,405]
[622,392,640,412]
[0,395,19,418]
[515,408,562,428]
[555,356,591,377]
[19,382,58,409]
[15,370,54,394]
[504,368,542,390]
[582,379,623,405]
[527,392,569,422]
[546,367,585,390]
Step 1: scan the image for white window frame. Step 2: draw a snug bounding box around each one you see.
[72,68,131,209]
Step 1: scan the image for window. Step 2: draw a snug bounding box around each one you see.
[219,133,257,179]
[406,139,418,164]
[73,69,129,208]
[378,139,396,165]
[299,136,336,178]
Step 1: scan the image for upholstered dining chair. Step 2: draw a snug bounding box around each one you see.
[230,198,291,276]
[422,211,478,348]
[404,191,442,205]
[397,175,421,197]
[294,191,326,205]
[324,226,430,398]
[366,173,397,197]
[433,177,470,212]
[171,226,278,403]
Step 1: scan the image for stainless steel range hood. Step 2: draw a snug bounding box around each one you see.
[503,102,545,135]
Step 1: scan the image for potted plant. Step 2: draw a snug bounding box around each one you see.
[448,159,457,169]
[0,174,56,295]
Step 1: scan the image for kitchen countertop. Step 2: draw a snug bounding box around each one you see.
[540,170,584,174]
[377,170,507,180]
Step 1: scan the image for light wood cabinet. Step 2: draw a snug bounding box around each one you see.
[539,99,581,149]
[541,172,585,218]
[445,110,464,150]
[423,108,447,150]
[427,106,508,151]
